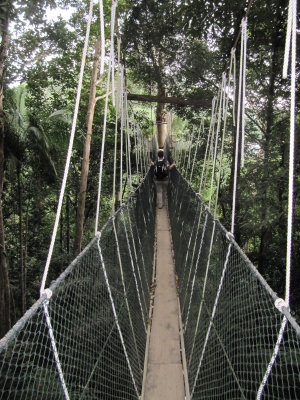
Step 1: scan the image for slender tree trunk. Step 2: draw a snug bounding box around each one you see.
[17,163,25,314]
[0,11,11,338]
[74,37,101,254]
[257,13,280,271]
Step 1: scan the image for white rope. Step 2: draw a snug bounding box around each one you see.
[40,0,94,295]
[241,17,248,168]
[119,66,124,204]
[256,317,287,399]
[190,242,233,399]
[214,70,231,217]
[199,97,216,195]
[208,79,224,211]
[121,210,147,333]
[125,91,133,191]
[110,0,117,107]
[232,48,237,127]
[187,127,194,175]
[97,234,140,398]
[185,212,208,334]
[283,0,297,307]
[256,2,297,397]
[126,203,149,305]
[231,17,246,235]
[43,290,70,400]
[95,1,117,233]
[190,119,204,184]
[98,0,105,76]
[181,203,205,313]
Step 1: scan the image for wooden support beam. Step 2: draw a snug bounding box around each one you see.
[127,93,211,108]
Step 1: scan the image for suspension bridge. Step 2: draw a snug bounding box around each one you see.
[1,0,299,398]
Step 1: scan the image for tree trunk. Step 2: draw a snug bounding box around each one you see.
[257,11,280,271]
[73,37,101,255]
[0,11,11,338]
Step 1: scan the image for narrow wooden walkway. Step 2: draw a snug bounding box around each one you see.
[143,203,186,399]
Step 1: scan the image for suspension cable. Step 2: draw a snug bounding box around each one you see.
[40,0,94,295]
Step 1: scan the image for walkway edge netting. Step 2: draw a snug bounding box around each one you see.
[0,170,156,400]
[168,168,300,400]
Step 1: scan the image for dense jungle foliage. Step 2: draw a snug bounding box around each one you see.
[0,0,299,338]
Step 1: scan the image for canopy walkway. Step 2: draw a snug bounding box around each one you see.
[1,168,300,399]
[1,0,299,398]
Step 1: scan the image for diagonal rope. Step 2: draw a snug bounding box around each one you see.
[41,0,94,295]
[97,234,140,398]
[256,1,297,397]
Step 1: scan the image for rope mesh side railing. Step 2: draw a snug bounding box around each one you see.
[168,168,300,400]
[0,170,155,400]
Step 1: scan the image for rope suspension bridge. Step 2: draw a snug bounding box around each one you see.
[1,0,299,399]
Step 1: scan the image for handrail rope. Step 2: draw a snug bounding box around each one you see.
[94,1,115,234]
[241,17,248,168]
[98,0,105,76]
[42,291,70,400]
[256,1,297,397]
[97,234,140,398]
[121,209,147,333]
[40,0,94,295]
[112,219,143,375]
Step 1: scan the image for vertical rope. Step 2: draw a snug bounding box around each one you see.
[97,235,140,398]
[241,17,248,168]
[43,290,70,400]
[231,18,245,235]
[95,2,115,234]
[199,97,216,195]
[283,0,296,308]
[110,0,117,107]
[121,210,147,333]
[232,49,236,126]
[98,0,105,76]
[256,2,297,397]
[40,0,94,295]
[190,119,204,184]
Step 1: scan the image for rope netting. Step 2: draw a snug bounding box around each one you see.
[168,168,300,400]
[0,171,155,400]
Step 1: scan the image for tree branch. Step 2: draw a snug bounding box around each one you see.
[127,93,211,108]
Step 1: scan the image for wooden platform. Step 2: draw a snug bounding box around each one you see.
[143,204,186,399]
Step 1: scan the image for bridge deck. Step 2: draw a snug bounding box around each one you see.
[143,203,186,399]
